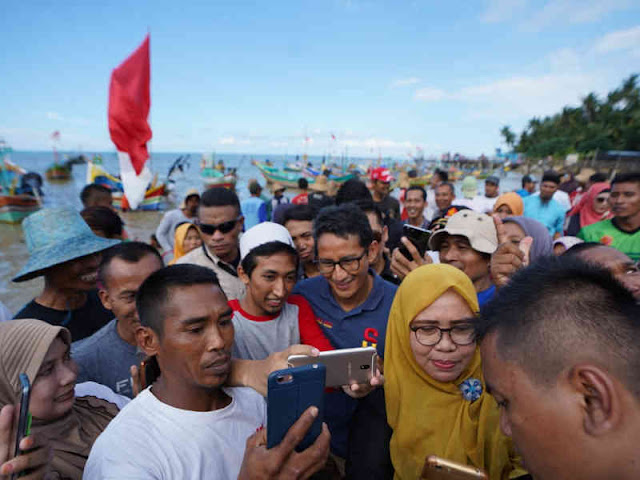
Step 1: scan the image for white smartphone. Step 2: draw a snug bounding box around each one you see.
[288,346,377,388]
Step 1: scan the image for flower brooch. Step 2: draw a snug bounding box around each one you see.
[459,378,483,402]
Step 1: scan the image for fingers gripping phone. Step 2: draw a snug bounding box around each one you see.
[13,373,32,469]
[267,364,325,452]
[399,224,431,260]
[287,347,377,388]
[421,455,487,480]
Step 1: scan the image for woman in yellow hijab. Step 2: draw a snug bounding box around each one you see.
[169,222,202,265]
[493,192,524,218]
[385,264,526,479]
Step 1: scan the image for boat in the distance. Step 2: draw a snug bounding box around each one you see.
[200,154,237,189]
[253,160,356,189]
[0,140,41,223]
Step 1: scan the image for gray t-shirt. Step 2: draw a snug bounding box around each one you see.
[71,319,143,398]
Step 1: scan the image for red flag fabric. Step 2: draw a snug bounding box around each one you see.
[108,35,151,175]
[51,131,60,141]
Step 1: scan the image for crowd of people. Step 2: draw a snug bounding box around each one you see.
[0,166,639,479]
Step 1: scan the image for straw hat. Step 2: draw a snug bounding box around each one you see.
[179,188,200,209]
[271,182,286,193]
[13,207,120,282]
[309,175,330,192]
[575,168,596,184]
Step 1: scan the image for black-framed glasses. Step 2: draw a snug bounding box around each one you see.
[316,250,367,275]
[196,217,241,235]
[410,323,476,346]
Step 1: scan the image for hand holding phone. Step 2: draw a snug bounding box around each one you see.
[288,347,377,388]
[399,224,431,260]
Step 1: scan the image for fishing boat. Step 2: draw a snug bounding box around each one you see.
[0,140,41,223]
[45,162,72,181]
[86,162,167,211]
[253,160,356,189]
[201,168,237,189]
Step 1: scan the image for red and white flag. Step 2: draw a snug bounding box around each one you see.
[108,35,152,210]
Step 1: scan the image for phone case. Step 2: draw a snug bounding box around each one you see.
[400,224,431,258]
[14,373,31,459]
[288,347,377,387]
[421,455,487,480]
[267,364,326,451]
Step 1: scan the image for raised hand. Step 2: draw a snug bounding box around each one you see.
[490,215,533,288]
[390,236,432,280]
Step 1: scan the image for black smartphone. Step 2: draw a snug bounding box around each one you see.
[399,224,431,260]
[13,374,31,460]
[267,364,325,452]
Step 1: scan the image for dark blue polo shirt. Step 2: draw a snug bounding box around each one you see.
[293,271,398,457]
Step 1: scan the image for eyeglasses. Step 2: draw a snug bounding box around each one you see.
[410,323,476,347]
[196,217,240,235]
[316,250,367,275]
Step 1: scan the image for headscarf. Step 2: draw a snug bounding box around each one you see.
[461,176,478,199]
[385,264,524,480]
[0,319,119,479]
[553,236,584,251]
[503,216,553,262]
[493,192,524,217]
[169,223,201,266]
[567,182,612,229]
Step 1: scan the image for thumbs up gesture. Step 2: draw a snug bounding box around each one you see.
[490,215,533,289]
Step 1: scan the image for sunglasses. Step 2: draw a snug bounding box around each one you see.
[197,217,240,235]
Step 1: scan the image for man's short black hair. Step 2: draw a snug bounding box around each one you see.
[611,172,640,188]
[240,241,298,278]
[335,179,372,205]
[434,169,449,182]
[561,242,602,257]
[80,184,112,207]
[282,204,315,225]
[314,203,373,252]
[406,185,427,201]
[81,206,124,239]
[477,256,640,397]
[297,178,309,190]
[98,241,162,288]
[589,172,608,183]
[136,264,221,337]
[436,182,455,195]
[200,187,241,214]
[354,200,384,228]
[541,170,561,184]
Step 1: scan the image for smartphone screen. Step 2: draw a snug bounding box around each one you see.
[400,224,431,260]
[14,373,31,458]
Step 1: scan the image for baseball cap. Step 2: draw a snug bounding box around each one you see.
[239,222,294,261]
[485,176,500,186]
[428,210,498,254]
[522,175,537,184]
[370,167,394,183]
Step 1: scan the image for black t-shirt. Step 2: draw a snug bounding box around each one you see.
[13,290,113,342]
[375,195,400,221]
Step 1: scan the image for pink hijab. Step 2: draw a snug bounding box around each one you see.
[568,182,612,228]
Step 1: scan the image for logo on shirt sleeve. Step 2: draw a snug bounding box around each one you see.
[317,318,333,329]
[361,327,379,348]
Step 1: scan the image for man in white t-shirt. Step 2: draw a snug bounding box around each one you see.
[85,264,330,480]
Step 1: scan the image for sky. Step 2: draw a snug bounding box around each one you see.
[1,0,639,159]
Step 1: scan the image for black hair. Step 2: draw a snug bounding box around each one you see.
[200,187,241,214]
[80,206,124,239]
[406,185,427,201]
[354,200,384,228]
[313,203,373,251]
[436,182,455,195]
[240,241,298,278]
[248,181,262,195]
[434,169,449,182]
[282,204,315,225]
[298,178,309,189]
[589,172,607,183]
[477,256,640,397]
[561,242,603,257]
[136,264,221,336]
[98,241,163,288]
[611,172,640,188]
[335,179,373,205]
[541,170,561,184]
[80,184,112,207]
[521,177,533,188]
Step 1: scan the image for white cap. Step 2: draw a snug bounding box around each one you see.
[239,222,295,261]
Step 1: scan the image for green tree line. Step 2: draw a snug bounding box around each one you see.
[500,74,640,159]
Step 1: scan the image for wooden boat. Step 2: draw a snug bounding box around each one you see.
[45,163,72,181]
[0,194,40,223]
[200,167,237,190]
[253,160,356,189]
[0,141,41,223]
[87,162,167,211]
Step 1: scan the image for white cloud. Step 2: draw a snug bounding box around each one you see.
[46,111,63,121]
[391,77,421,88]
[341,137,414,150]
[547,47,581,72]
[414,87,446,101]
[523,0,632,31]
[593,25,640,54]
[480,0,527,23]
[218,136,236,145]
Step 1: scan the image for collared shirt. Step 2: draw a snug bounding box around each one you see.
[176,244,246,300]
[523,195,565,235]
[578,218,640,262]
[515,188,531,198]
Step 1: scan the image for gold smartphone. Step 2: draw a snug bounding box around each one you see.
[421,456,488,480]
[287,347,377,388]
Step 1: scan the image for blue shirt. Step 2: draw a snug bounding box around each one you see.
[515,188,531,198]
[293,271,398,457]
[477,284,496,307]
[523,195,565,235]
[241,196,268,230]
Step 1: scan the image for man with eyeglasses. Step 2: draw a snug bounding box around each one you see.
[176,187,246,301]
[293,203,397,479]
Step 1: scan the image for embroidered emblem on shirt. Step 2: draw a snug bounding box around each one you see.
[459,378,483,402]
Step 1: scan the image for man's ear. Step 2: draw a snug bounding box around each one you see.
[98,288,113,311]
[237,265,250,286]
[136,325,161,357]
[382,225,389,248]
[367,241,380,264]
[569,364,620,436]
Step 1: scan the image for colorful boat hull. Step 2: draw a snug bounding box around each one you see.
[200,168,237,190]
[0,195,40,224]
[253,161,356,188]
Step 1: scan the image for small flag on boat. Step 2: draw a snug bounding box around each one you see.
[108,34,152,210]
[331,133,336,141]
[51,131,60,141]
